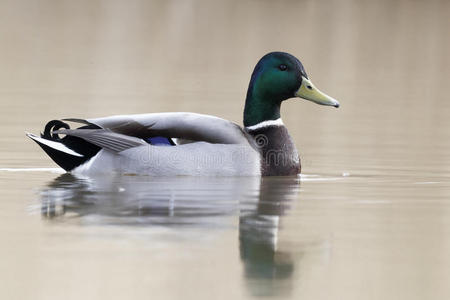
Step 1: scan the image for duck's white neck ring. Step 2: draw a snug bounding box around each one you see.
[245,118,284,131]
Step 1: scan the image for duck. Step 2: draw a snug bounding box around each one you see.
[27,52,339,176]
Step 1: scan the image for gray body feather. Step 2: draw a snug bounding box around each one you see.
[73,143,261,176]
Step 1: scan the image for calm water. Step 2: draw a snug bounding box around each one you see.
[1,0,450,299]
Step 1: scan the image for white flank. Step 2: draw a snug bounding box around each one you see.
[73,143,261,176]
[26,132,84,157]
[245,118,284,131]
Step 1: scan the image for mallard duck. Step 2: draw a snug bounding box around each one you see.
[27,52,339,176]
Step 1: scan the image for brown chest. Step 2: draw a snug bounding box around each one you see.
[247,126,301,176]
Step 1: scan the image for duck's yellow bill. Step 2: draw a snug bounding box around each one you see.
[295,76,340,108]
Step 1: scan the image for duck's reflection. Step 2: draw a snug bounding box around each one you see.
[41,174,263,226]
[40,173,300,296]
[239,177,300,296]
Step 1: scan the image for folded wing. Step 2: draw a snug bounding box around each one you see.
[64,112,248,145]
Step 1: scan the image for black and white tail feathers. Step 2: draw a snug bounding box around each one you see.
[27,120,101,172]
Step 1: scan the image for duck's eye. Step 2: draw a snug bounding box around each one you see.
[278,64,287,71]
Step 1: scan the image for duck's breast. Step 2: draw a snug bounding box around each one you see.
[247,125,300,176]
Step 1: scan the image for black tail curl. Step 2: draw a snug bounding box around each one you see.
[42,120,70,141]
[35,120,102,172]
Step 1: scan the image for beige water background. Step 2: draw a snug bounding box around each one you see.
[1,0,450,299]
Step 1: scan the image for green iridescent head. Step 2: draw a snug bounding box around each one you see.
[244,52,339,127]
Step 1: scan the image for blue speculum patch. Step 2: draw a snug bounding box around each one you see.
[145,137,174,146]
